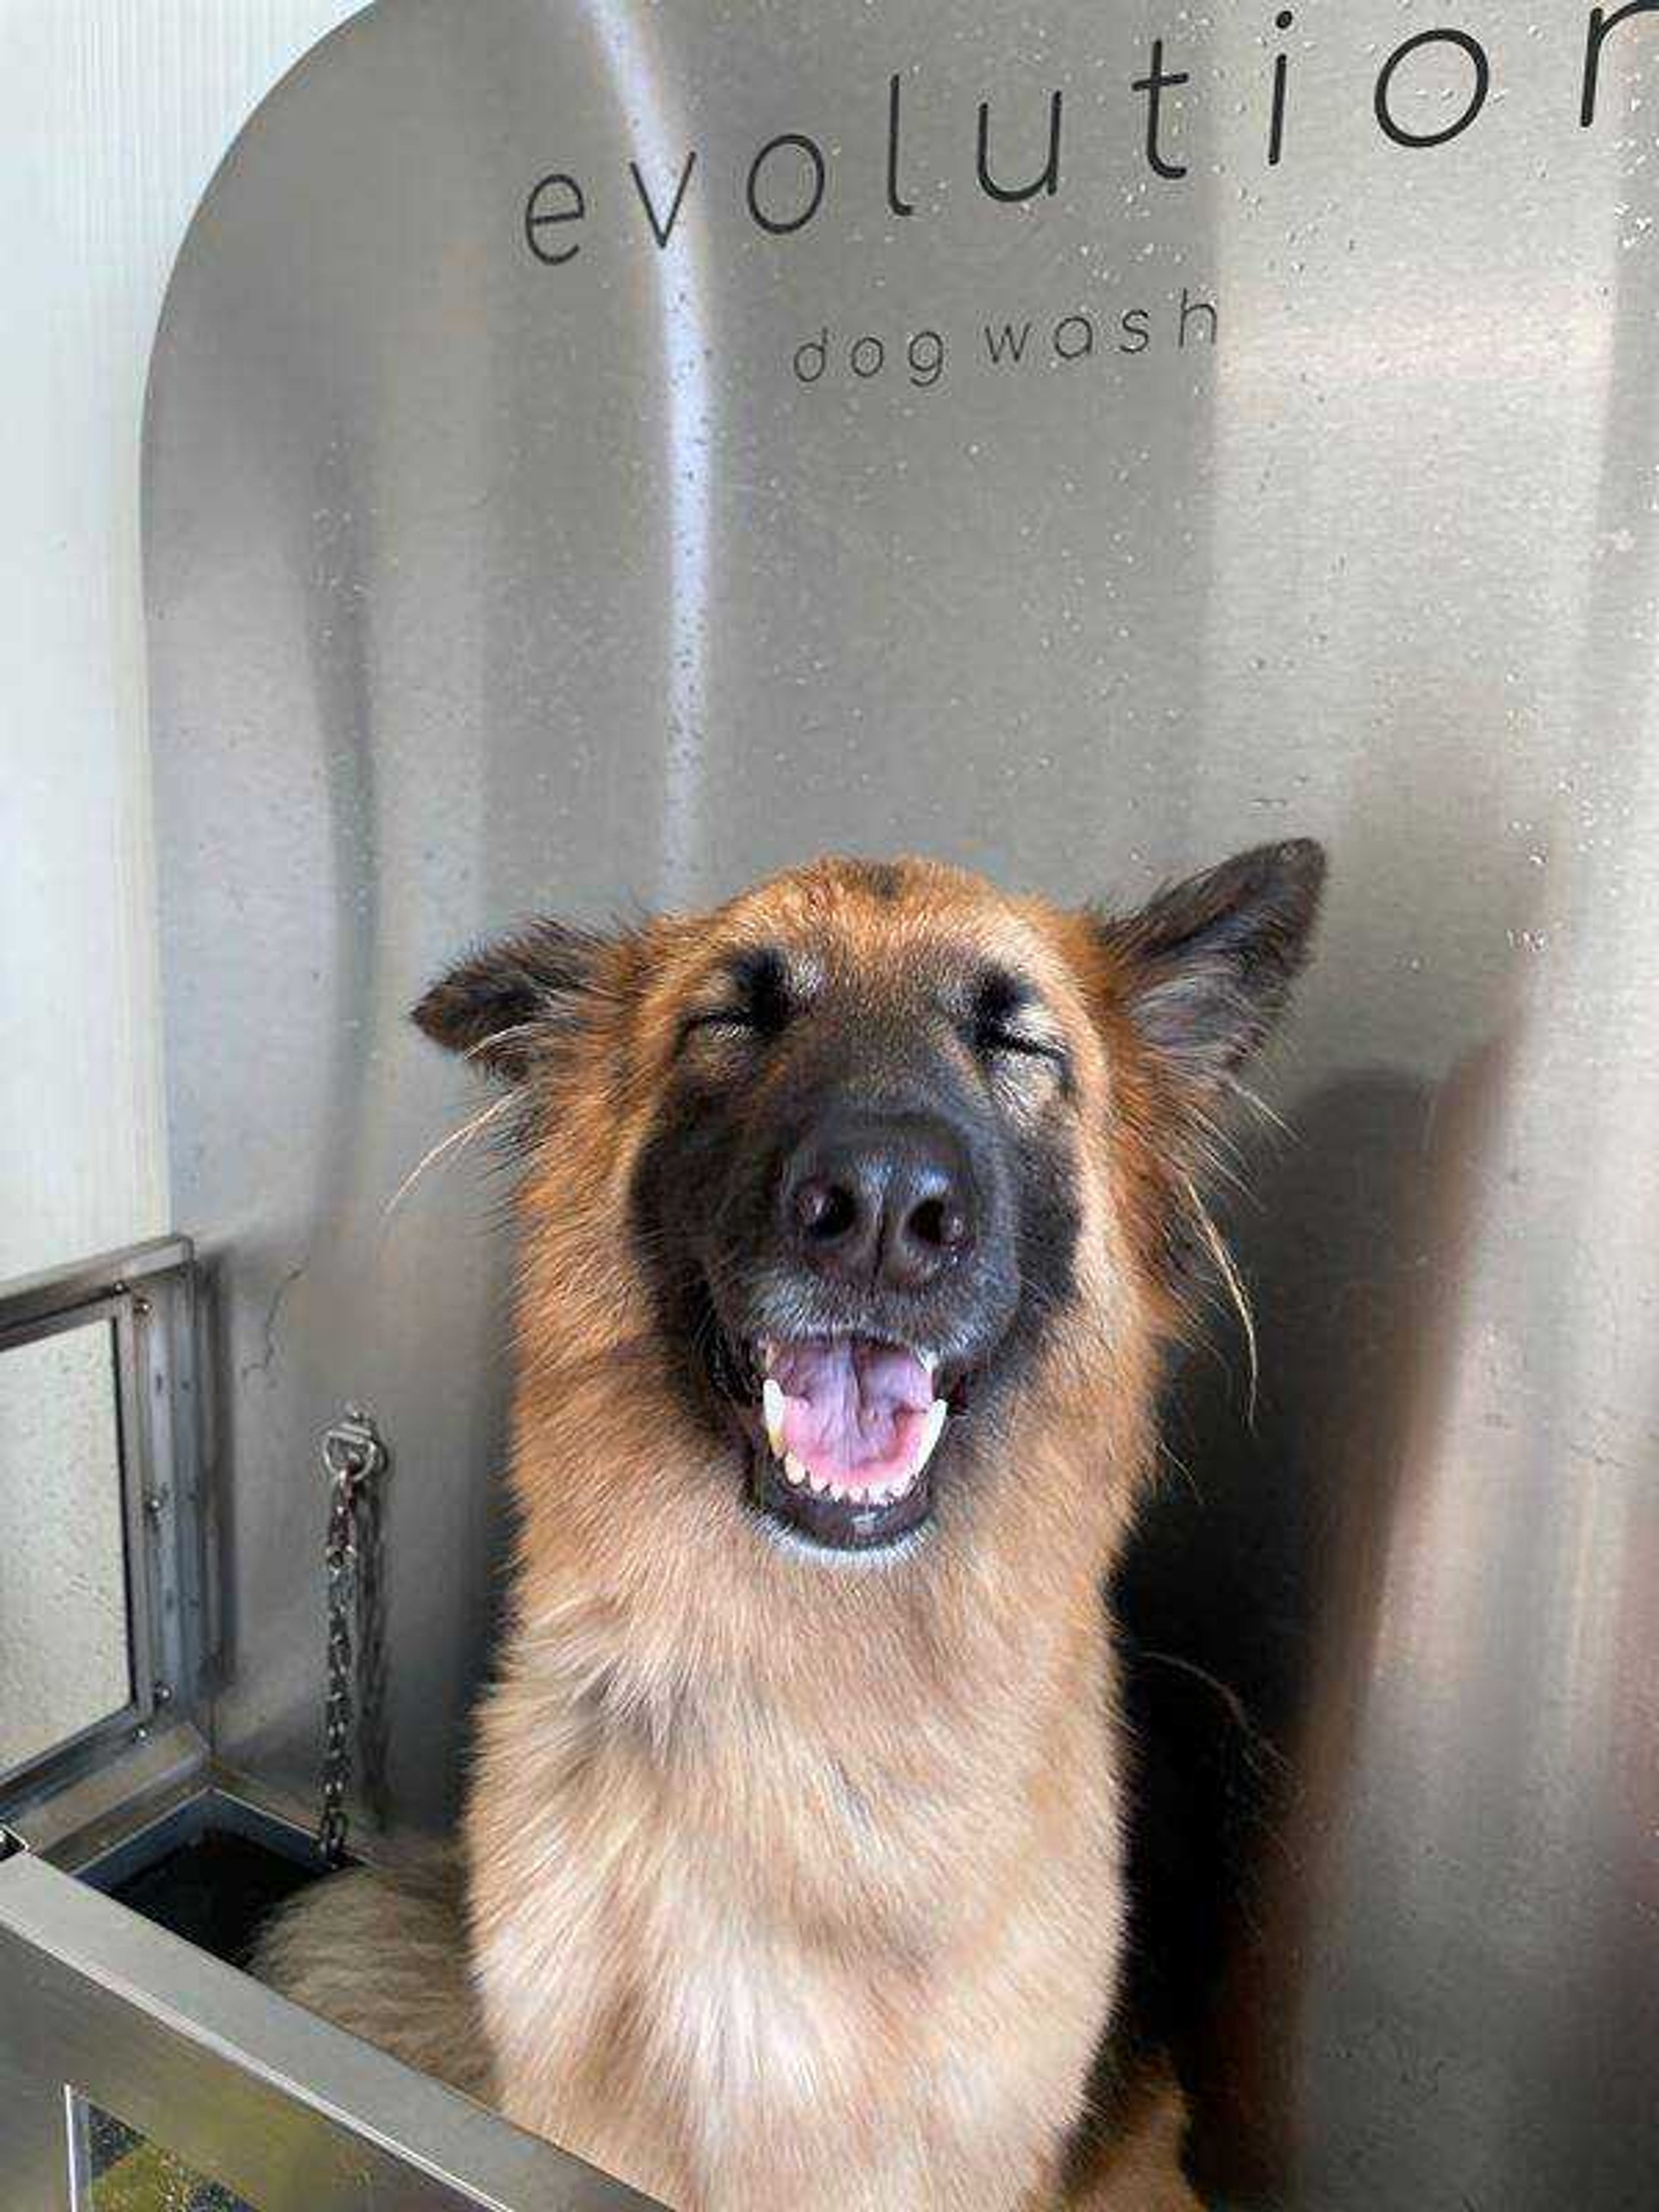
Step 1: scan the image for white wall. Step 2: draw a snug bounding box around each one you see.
[0,1318,128,1769]
[0,0,367,1280]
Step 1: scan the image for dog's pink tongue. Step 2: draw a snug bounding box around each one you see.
[770,1338,934,1488]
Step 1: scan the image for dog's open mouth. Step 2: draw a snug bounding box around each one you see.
[744,1335,948,1553]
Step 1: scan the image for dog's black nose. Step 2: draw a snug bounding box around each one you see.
[783,1117,975,1291]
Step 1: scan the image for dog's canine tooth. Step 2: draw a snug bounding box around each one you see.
[763,1379,787,1457]
[783,1453,810,1489]
[914,1399,948,1477]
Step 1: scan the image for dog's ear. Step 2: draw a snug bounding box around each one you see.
[412,919,614,1082]
[1099,839,1326,1097]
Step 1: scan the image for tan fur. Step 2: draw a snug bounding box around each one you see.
[258,1861,1198,2209]
[256,1851,495,2104]
[1065,2066,1206,2212]
[260,856,1239,2210]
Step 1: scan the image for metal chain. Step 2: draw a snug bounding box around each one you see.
[317,1407,387,1867]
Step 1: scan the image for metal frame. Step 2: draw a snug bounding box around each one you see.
[11,1722,212,1872]
[67,1780,321,1897]
[0,1239,205,1825]
[0,1850,663,2212]
[0,1235,664,2209]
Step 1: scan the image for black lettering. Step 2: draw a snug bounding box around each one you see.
[747,133,828,235]
[1583,3,1659,127]
[1054,312,1095,361]
[1269,10,1294,166]
[1119,309,1151,355]
[976,91,1063,203]
[850,334,885,378]
[887,73,916,216]
[629,154,698,249]
[793,328,829,384]
[1375,29,1491,148]
[1179,287,1218,348]
[524,173,585,265]
[908,331,946,387]
[1133,41,1191,180]
[984,319,1034,364]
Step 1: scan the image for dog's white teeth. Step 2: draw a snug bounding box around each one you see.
[808,1473,830,1497]
[920,1351,939,1379]
[763,1379,787,1457]
[914,1398,948,1477]
[758,1337,777,1375]
[782,1452,810,1489]
[826,1481,848,1503]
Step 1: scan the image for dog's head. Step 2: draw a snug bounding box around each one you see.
[415,845,1322,1568]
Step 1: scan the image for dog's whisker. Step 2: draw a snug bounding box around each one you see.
[1180,1173,1259,1426]
[383,1091,518,1221]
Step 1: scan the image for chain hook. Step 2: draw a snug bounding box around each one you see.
[317,1406,388,1867]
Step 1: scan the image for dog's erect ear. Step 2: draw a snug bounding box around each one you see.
[1100,839,1326,1094]
[411,919,613,1082]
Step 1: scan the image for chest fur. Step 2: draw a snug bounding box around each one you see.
[466,1639,1124,2206]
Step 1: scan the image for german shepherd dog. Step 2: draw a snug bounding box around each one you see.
[260,842,1324,2211]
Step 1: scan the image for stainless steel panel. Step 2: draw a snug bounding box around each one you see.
[143,3,1659,2204]
[0,1850,661,2210]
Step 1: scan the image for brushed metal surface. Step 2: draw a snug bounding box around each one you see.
[0,1850,662,2210]
[144,3,1659,2204]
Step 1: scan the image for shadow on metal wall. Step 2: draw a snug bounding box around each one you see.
[1114,1042,1500,2203]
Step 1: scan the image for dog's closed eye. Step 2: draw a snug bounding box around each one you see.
[968,968,1070,1077]
[677,946,795,1050]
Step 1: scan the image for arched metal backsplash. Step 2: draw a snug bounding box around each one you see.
[145,4,1659,2206]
